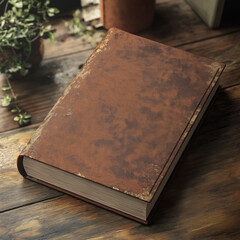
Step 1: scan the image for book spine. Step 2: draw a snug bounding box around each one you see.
[17,155,27,177]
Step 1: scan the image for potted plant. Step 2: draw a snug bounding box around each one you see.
[0,0,59,126]
[100,0,156,33]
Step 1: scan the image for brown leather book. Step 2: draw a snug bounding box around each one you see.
[17,28,225,224]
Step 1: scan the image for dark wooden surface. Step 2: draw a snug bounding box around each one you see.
[0,0,240,239]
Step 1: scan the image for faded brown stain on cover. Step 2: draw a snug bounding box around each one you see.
[18,28,224,201]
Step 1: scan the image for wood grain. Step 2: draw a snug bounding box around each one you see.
[1,30,240,133]
[0,125,37,170]
[0,85,239,239]
[0,51,91,132]
[0,0,240,133]
[180,32,240,83]
[0,169,62,213]
[43,0,240,60]
[17,28,225,203]
[0,1,240,238]
[43,18,105,60]
[140,0,240,46]
[0,126,62,213]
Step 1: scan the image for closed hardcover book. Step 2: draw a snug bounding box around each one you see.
[17,28,225,224]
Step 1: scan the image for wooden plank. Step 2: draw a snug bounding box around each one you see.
[0,125,38,170]
[0,85,239,239]
[42,0,240,61]
[1,0,239,133]
[0,126,62,213]
[179,32,240,89]
[220,68,240,88]
[1,31,240,133]
[0,50,91,133]
[180,32,240,74]
[43,18,105,60]
[0,169,62,213]
[139,0,240,47]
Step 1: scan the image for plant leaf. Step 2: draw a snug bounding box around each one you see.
[44,24,52,31]
[48,32,54,42]
[23,119,30,124]
[1,95,11,107]
[2,86,11,91]
[19,118,23,126]
[11,108,18,113]
[20,68,28,76]
[14,116,20,121]
[15,2,23,8]
[23,114,32,119]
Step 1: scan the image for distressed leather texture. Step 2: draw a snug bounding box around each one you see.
[18,28,225,202]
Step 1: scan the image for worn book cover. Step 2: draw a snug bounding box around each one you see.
[17,28,225,223]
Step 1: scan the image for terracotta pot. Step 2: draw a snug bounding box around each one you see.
[27,37,45,66]
[0,38,44,80]
[0,37,44,67]
[100,0,155,33]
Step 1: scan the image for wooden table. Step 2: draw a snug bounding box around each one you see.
[1,1,240,239]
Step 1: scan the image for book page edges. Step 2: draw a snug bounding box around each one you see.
[24,174,149,224]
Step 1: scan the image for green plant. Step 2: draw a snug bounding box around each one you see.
[0,0,59,126]
[2,75,32,125]
[65,9,105,46]
[65,10,94,37]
